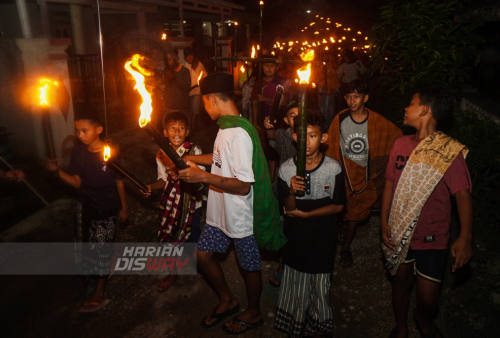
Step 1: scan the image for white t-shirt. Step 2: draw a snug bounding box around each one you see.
[206,127,255,238]
[182,61,207,96]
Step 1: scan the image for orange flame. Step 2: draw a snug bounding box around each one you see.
[240,65,245,73]
[124,54,153,128]
[330,37,335,43]
[297,49,314,84]
[161,33,167,40]
[260,1,264,5]
[251,46,256,58]
[39,79,58,106]
[104,146,111,162]
[198,71,203,84]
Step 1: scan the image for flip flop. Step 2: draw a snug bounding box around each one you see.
[222,316,264,335]
[78,299,111,313]
[413,308,443,338]
[201,303,240,329]
[156,275,180,292]
[269,271,283,287]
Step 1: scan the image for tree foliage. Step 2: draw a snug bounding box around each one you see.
[370,0,482,94]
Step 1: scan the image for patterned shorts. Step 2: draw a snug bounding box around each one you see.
[197,224,261,272]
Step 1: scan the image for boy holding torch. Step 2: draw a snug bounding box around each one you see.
[274,110,346,338]
[179,73,286,335]
[47,116,129,313]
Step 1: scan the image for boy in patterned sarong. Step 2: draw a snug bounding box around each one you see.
[143,112,204,292]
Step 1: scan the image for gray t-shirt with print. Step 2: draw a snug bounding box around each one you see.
[340,115,368,167]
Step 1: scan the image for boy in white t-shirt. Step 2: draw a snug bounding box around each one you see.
[179,73,268,335]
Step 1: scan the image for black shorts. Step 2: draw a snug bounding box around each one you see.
[403,248,448,283]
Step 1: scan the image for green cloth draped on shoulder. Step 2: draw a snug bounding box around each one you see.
[217,115,287,251]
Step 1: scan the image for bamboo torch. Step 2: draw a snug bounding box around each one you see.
[104,146,148,192]
[269,85,283,125]
[295,50,315,197]
[124,54,203,191]
[39,79,58,161]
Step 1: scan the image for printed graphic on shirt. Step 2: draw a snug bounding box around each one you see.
[213,145,222,169]
[395,155,410,170]
[342,132,368,165]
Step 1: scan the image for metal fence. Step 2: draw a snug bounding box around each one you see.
[66,54,104,120]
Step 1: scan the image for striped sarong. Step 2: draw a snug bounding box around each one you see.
[274,265,333,337]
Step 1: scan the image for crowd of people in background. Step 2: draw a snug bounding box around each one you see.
[17,44,472,338]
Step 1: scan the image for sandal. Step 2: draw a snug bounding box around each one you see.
[269,271,283,287]
[201,303,240,328]
[413,308,443,338]
[339,251,353,267]
[222,316,264,335]
[156,275,180,292]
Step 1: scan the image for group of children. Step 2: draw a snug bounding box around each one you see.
[49,70,473,338]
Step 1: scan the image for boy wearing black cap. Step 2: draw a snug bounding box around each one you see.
[180,73,286,335]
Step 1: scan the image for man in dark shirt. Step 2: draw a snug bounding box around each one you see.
[162,48,191,125]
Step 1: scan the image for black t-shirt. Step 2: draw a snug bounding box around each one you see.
[70,145,122,210]
[278,155,347,273]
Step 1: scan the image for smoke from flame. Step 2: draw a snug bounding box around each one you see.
[124,54,153,128]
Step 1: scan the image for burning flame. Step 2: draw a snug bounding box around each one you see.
[124,54,153,128]
[325,46,329,50]
[312,83,316,88]
[260,1,264,5]
[240,65,245,73]
[104,146,111,162]
[330,37,335,43]
[322,39,327,43]
[257,44,260,50]
[297,49,314,84]
[39,79,58,106]
[161,33,167,40]
[251,46,256,58]
[197,71,203,84]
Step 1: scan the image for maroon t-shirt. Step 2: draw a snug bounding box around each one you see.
[385,135,472,250]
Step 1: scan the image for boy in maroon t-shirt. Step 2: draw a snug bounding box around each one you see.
[381,83,473,338]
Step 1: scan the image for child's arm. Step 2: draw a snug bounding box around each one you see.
[115,179,130,222]
[450,189,473,272]
[283,176,305,212]
[142,179,166,197]
[286,204,343,218]
[183,153,213,166]
[179,162,251,195]
[380,180,396,250]
[47,159,81,188]
[263,116,277,140]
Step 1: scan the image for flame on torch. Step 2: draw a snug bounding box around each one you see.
[104,146,111,162]
[124,54,153,128]
[240,65,245,73]
[251,46,256,58]
[197,71,203,85]
[297,49,314,84]
[39,79,58,106]
[161,33,167,40]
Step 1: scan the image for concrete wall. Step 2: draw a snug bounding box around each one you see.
[0,3,43,38]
